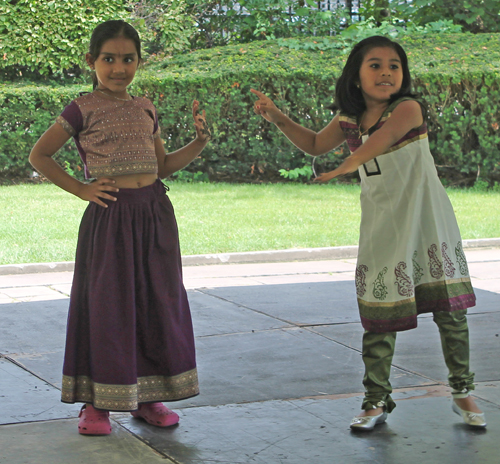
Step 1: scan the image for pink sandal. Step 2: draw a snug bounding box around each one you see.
[131,402,179,427]
[78,404,112,435]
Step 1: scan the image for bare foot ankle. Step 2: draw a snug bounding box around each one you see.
[454,396,482,413]
[357,407,384,417]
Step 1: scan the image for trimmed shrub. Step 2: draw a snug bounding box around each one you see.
[0,1,130,77]
[1,33,499,184]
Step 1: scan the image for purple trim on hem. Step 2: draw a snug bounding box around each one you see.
[417,293,476,314]
[360,293,475,333]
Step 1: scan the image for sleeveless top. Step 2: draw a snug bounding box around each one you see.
[338,97,475,332]
[56,92,160,179]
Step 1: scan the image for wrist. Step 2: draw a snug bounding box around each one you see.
[195,136,209,146]
[273,111,287,127]
[74,180,88,200]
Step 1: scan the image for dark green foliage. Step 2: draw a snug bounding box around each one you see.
[388,0,500,33]
[2,0,498,79]
[0,84,90,178]
[1,34,499,184]
[128,0,197,56]
[0,0,130,77]
[183,0,349,48]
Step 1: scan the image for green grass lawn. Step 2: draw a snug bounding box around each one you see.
[1,182,499,265]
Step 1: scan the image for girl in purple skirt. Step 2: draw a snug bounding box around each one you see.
[30,20,208,435]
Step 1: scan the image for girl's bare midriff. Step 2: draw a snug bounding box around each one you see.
[107,173,158,189]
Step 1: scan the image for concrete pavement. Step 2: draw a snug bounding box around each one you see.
[1,246,499,463]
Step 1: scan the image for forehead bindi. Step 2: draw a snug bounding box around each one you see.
[99,37,138,58]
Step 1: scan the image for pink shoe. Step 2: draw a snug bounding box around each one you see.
[131,402,179,427]
[78,404,112,435]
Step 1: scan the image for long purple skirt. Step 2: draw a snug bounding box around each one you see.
[61,179,198,411]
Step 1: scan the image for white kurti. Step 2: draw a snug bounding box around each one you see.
[339,98,475,332]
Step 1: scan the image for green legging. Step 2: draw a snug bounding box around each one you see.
[361,309,475,413]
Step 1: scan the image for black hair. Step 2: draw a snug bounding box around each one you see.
[88,20,142,90]
[334,36,415,118]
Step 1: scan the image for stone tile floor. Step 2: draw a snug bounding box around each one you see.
[1,248,499,464]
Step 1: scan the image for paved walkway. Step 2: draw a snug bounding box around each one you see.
[1,247,499,463]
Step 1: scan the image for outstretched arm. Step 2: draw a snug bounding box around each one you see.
[251,89,345,156]
[156,100,210,178]
[315,100,424,182]
[29,123,119,208]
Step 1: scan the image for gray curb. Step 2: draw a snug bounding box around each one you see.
[1,238,499,276]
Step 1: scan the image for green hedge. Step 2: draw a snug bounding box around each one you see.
[1,33,499,184]
[0,0,129,77]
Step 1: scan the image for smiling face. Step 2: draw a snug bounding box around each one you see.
[86,36,139,97]
[358,46,403,106]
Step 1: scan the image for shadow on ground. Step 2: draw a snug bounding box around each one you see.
[1,281,499,464]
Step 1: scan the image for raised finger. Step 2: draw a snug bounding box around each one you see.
[192,100,200,117]
[250,89,266,99]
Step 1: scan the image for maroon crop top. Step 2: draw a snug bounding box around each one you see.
[56,92,161,179]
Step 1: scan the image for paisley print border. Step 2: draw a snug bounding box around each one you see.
[412,250,424,285]
[428,244,444,280]
[373,267,388,301]
[356,264,369,297]
[441,242,456,278]
[455,240,469,276]
[394,261,414,297]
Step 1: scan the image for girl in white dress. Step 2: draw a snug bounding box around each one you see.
[251,35,486,431]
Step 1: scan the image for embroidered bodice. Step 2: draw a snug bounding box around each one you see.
[57,92,161,179]
[338,98,428,156]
